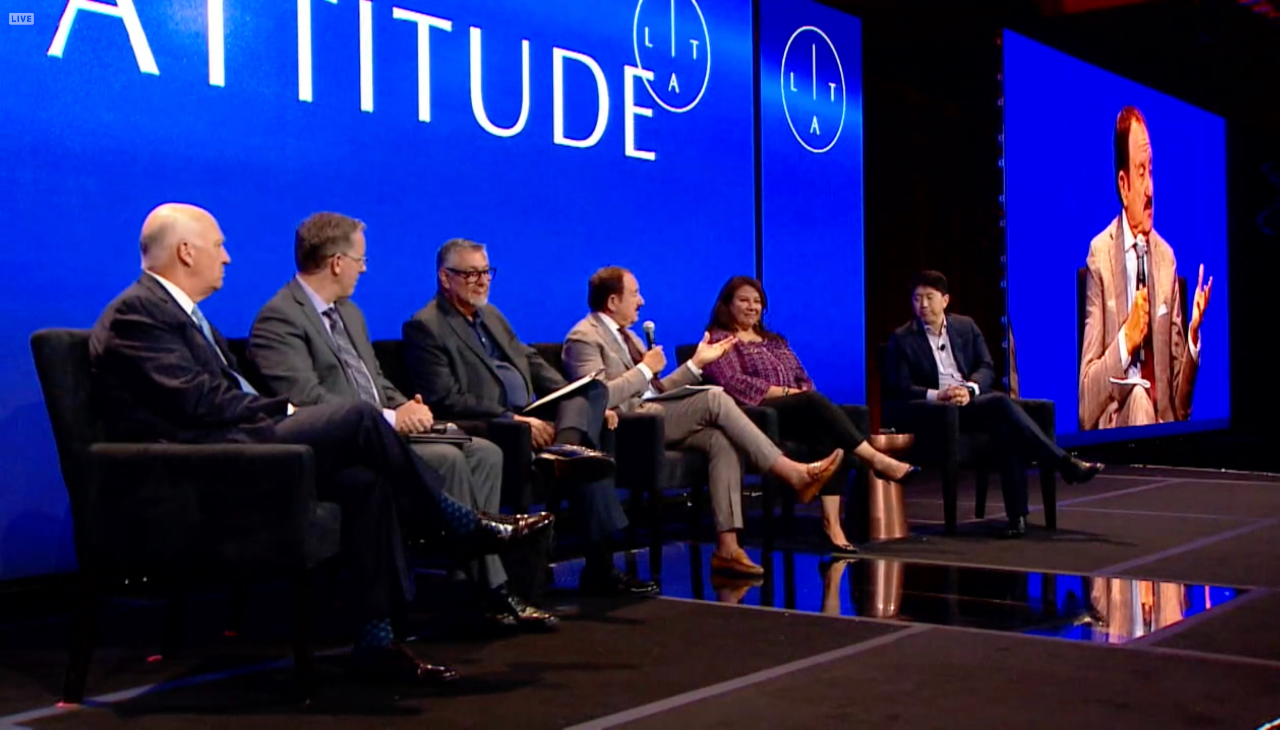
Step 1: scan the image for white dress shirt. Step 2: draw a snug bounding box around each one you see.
[596,312,701,399]
[923,319,980,402]
[296,276,396,427]
[1117,219,1198,375]
[147,270,197,320]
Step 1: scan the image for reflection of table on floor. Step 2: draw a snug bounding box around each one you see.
[867,432,913,541]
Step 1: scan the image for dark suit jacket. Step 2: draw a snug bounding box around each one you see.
[89,274,290,443]
[402,294,566,419]
[247,278,407,410]
[885,314,996,403]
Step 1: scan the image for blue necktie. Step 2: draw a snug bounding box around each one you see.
[191,304,258,394]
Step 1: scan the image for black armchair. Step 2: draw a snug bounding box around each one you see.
[30,329,341,703]
[675,345,874,541]
[876,343,1059,534]
[370,338,536,511]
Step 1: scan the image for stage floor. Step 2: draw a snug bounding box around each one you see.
[2,465,1280,728]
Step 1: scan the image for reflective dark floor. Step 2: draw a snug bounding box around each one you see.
[549,542,1244,645]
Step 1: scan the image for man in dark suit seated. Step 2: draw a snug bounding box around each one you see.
[90,203,553,685]
[403,239,657,597]
[247,212,556,632]
[885,270,1103,538]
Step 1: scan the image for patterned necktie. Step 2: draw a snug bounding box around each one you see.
[322,307,382,407]
[620,327,665,393]
[190,304,258,394]
[1134,243,1157,406]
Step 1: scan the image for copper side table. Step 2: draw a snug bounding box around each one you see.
[866,432,914,541]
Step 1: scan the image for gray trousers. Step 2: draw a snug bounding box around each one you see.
[411,436,506,588]
[650,389,783,533]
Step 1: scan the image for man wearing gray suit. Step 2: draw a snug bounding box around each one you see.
[562,267,845,577]
[248,212,556,631]
[403,240,657,597]
[1080,106,1214,430]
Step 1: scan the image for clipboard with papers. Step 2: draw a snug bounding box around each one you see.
[521,367,605,417]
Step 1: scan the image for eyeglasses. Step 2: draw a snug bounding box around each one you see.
[335,252,368,266]
[445,267,496,283]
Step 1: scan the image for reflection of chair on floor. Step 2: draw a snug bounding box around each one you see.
[1087,577,1188,643]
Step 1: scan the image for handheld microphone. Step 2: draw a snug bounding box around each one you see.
[642,320,656,349]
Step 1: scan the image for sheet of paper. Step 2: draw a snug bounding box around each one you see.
[522,367,605,415]
[641,384,723,402]
[1109,376,1151,389]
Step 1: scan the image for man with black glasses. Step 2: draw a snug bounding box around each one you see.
[403,239,657,597]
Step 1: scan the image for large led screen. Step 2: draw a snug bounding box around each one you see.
[758,0,864,404]
[1003,29,1228,445]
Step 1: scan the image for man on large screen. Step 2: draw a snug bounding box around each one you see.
[1079,106,1213,430]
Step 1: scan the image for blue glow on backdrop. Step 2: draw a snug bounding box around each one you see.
[758,0,864,404]
[1,0,866,580]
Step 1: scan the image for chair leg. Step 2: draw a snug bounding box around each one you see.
[974,470,989,520]
[162,584,189,659]
[779,479,796,538]
[942,466,959,535]
[62,573,100,704]
[1039,466,1058,530]
[293,569,315,704]
[225,581,250,638]
[761,480,777,542]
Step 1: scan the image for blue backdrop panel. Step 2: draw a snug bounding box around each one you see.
[758,0,864,404]
[0,0,756,580]
[1003,30,1228,445]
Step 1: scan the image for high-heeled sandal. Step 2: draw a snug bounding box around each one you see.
[872,464,922,487]
[819,533,859,556]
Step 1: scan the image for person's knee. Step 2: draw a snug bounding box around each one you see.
[583,379,608,407]
[705,389,733,417]
[471,439,504,470]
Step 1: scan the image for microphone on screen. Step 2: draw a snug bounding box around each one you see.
[642,320,657,349]
[939,342,947,352]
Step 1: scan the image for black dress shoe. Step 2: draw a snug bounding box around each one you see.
[578,568,659,597]
[1061,457,1104,485]
[820,533,860,556]
[535,444,615,484]
[873,465,922,487]
[472,511,555,554]
[349,644,459,685]
[1000,515,1027,539]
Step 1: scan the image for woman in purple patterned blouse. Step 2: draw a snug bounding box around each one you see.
[702,277,918,555]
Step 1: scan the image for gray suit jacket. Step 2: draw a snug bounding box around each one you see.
[561,313,699,413]
[1079,216,1197,430]
[247,278,407,409]
[402,294,567,420]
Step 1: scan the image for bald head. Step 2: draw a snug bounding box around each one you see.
[139,203,230,301]
[140,203,215,266]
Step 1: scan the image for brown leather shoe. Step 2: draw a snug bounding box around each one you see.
[710,549,765,576]
[795,449,845,504]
